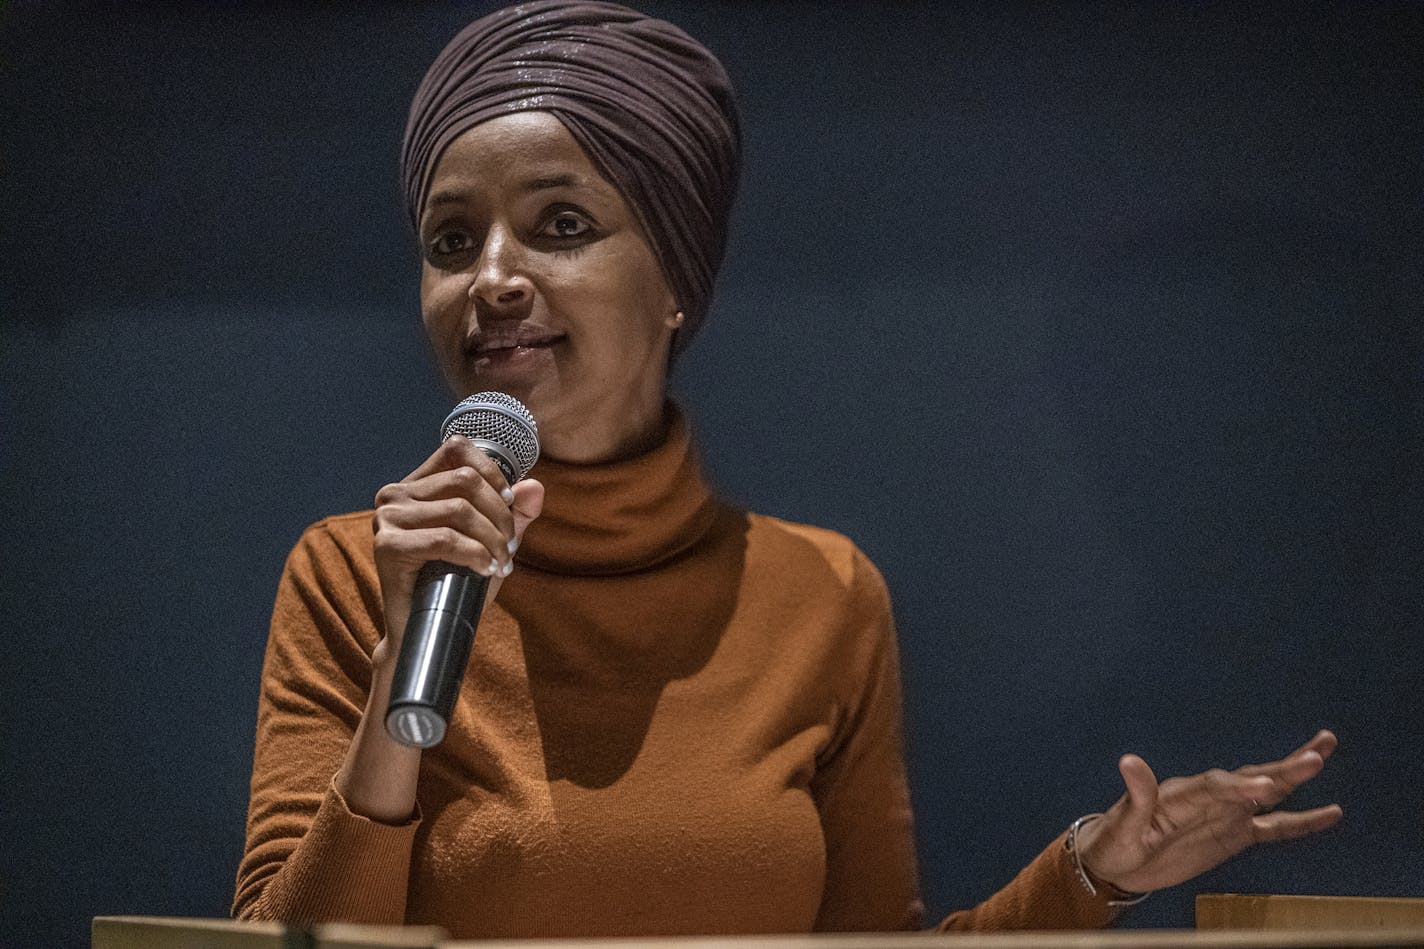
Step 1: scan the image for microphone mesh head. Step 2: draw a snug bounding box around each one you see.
[440,392,540,481]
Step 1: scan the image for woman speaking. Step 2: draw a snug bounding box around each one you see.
[234,1,1340,936]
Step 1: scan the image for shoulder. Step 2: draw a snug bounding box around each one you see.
[302,509,376,543]
[281,509,378,587]
[743,510,890,609]
[737,510,900,715]
[270,510,382,653]
[291,510,375,555]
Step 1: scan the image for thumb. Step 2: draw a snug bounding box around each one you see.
[1118,754,1160,832]
[510,478,545,545]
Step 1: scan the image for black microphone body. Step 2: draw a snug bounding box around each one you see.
[385,561,489,748]
[385,392,539,749]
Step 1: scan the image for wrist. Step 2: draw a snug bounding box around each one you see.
[372,635,400,674]
[1064,814,1151,908]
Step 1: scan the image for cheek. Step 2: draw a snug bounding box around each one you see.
[420,268,466,338]
[568,245,675,346]
[576,287,667,369]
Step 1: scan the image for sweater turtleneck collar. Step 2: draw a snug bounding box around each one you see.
[515,403,720,577]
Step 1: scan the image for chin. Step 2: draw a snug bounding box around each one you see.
[457,374,556,420]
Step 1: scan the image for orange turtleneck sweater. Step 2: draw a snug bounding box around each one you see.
[233,407,1116,936]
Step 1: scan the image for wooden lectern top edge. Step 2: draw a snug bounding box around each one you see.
[91,916,1424,949]
[91,915,448,949]
[1195,893,1424,933]
[456,929,1424,949]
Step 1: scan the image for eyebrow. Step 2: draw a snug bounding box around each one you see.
[523,173,581,192]
[425,173,587,210]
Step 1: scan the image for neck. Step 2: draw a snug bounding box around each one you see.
[538,398,671,465]
[515,401,720,576]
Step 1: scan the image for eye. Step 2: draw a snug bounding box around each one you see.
[539,208,595,241]
[430,230,477,257]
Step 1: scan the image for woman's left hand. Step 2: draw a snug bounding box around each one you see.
[1073,730,1342,895]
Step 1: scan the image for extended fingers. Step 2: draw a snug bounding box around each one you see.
[1234,731,1337,806]
[1237,730,1337,777]
[1155,768,1275,823]
[1253,804,1343,843]
[1304,729,1339,761]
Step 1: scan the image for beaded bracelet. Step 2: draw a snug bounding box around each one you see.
[1064,813,1152,908]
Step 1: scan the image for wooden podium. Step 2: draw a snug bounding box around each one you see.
[91,916,446,949]
[1197,895,1424,931]
[93,898,1424,949]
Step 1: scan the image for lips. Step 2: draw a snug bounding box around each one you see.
[467,326,565,356]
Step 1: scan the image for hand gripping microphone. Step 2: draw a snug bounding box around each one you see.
[385,392,540,748]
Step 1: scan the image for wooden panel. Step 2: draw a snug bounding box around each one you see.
[91,916,445,949]
[1198,895,1424,931]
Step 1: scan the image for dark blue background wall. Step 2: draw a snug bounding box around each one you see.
[3,3,1420,947]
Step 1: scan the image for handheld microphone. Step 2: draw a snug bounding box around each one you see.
[385,392,539,748]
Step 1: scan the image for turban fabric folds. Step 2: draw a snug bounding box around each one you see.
[401,1,742,354]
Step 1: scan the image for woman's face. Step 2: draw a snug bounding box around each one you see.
[418,111,678,463]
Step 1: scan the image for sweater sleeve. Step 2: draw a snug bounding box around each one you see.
[932,832,1118,931]
[232,516,419,925]
[811,550,1118,932]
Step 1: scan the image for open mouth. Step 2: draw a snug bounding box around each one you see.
[468,328,566,366]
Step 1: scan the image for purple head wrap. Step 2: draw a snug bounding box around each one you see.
[401,1,742,354]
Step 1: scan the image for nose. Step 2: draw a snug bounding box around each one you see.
[468,225,532,313]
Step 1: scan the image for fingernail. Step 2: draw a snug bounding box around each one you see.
[500,561,514,578]
[501,486,515,504]
[507,536,520,557]
[487,558,499,576]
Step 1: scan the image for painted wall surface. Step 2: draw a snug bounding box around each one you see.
[3,3,1420,947]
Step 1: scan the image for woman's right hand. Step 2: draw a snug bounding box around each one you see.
[335,436,543,822]
[370,434,544,666]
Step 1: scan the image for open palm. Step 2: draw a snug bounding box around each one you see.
[1075,730,1342,895]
